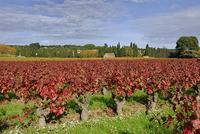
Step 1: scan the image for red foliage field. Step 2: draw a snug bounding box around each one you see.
[0,59,200,133]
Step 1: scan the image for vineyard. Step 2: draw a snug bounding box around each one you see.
[1,59,200,134]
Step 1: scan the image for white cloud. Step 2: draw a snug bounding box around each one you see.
[127,6,200,47]
[0,0,199,48]
[0,0,126,44]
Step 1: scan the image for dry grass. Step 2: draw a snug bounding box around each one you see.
[0,56,178,61]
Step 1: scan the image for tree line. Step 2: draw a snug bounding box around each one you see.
[10,42,174,58]
[0,36,199,58]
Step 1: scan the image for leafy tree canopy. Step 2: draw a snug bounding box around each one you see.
[29,42,40,50]
[176,36,199,51]
[83,44,96,50]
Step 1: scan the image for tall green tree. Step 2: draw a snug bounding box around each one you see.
[29,43,40,57]
[29,43,40,49]
[144,44,150,56]
[130,42,133,48]
[104,43,108,48]
[132,43,139,57]
[176,36,199,51]
[176,36,199,58]
[116,42,121,57]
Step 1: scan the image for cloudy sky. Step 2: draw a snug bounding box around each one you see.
[0,0,200,48]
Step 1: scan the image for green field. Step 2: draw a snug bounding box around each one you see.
[1,90,174,134]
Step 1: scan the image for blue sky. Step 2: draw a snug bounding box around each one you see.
[0,0,200,48]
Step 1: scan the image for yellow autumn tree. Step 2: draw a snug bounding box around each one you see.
[0,44,16,55]
[78,49,98,57]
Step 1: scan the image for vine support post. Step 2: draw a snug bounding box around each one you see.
[146,92,158,114]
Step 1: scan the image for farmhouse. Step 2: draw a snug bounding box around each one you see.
[103,53,115,58]
[142,56,150,58]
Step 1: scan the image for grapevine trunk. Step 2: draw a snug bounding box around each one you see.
[116,99,126,116]
[146,92,158,114]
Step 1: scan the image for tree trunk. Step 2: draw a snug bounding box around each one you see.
[197,84,200,98]
[195,84,200,119]
[116,99,126,116]
[80,104,89,121]
[102,87,108,95]
[146,92,158,114]
[77,97,89,121]
[36,107,50,128]
[38,116,46,128]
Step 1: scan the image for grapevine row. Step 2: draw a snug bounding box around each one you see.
[0,59,200,133]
